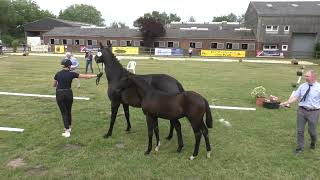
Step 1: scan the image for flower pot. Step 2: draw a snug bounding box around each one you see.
[291,82,298,88]
[296,71,302,76]
[263,101,280,109]
[256,97,265,106]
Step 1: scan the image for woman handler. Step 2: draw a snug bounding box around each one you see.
[53,59,103,137]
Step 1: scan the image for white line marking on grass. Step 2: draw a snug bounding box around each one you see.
[210,105,256,111]
[297,76,302,84]
[0,92,90,100]
[0,56,8,59]
[0,127,24,132]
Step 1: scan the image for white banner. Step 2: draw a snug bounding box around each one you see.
[27,37,41,47]
[155,48,172,56]
[31,45,48,52]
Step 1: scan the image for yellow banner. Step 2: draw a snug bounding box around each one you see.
[201,50,246,57]
[54,45,65,54]
[112,47,139,55]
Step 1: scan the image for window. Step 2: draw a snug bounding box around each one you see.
[195,42,202,49]
[74,40,80,45]
[226,43,232,49]
[266,25,272,31]
[120,40,126,46]
[140,40,144,47]
[263,45,278,50]
[67,39,72,45]
[173,41,179,48]
[79,39,85,45]
[62,39,67,45]
[217,43,224,49]
[54,39,60,45]
[211,42,218,49]
[153,41,160,47]
[107,40,111,46]
[282,45,288,51]
[87,40,93,46]
[241,44,248,50]
[284,26,290,33]
[189,42,196,48]
[50,39,54,45]
[272,26,278,31]
[110,40,117,46]
[126,40,132,46]
[133,40,140,47]
[232,43,239,50]
[266,25,278,33]
[159,41,165,48]
[92,40,97,46]
[167,41,174,48]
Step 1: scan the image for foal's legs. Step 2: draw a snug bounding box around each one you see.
[122,103,131,132]
[166,121,175,140]
[201,124,212,158]
[172,120,184,153]
[190,121,202,160]
[154,118,160,151]
[104,101,120,138]
[145,115,155,155]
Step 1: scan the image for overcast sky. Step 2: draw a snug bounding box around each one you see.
[33,0,319,27]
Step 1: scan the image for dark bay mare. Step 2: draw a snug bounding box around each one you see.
[95,43,185,141]
[117,75,213,160]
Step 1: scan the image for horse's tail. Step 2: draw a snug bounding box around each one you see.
[204,98,213,128]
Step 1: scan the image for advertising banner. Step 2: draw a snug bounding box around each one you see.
[112,47,139,55]
[201,50,246,58]
[171,48,184,56]
[256,50,283,57]
[54,45,65,54]
[155,48,171,56]
[154,48,184,56]
[31,45,48,52]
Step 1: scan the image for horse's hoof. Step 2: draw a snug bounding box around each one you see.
[103,133,111,139]
[144,150,151,155]
[189,156,195,160]
[125,128,131,133]
[165,136,173,140]
[177,145,183,153]
[207,151,211,158]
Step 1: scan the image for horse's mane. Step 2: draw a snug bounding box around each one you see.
[103,47,132,77]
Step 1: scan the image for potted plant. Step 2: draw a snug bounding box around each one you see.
[263,95,280,109]
[250,86,267,106]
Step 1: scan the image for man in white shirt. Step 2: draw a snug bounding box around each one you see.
[281,70,320,154]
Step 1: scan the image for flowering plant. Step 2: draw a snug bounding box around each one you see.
[250,86,266,98]
[264,95,280,103]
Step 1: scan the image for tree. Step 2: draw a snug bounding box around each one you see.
[110,22,129,29]
[0,0,55,44]
[134,16,165,47]
[59,4,105,26]
[212,13,242,22]
[133,11,180,26]
[188,16,196,22]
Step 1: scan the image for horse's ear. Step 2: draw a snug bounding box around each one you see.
[99,42,104,49]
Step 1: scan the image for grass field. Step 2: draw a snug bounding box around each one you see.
[1,55,320,179]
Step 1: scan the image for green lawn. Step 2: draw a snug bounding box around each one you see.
[1,55,320,179]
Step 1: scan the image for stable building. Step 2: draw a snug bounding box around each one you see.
[42,22,256,56]
[245,1,320,57]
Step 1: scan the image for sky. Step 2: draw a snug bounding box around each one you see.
[33,0,319,27]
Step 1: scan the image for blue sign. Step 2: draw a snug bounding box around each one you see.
[171,48,184,56]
